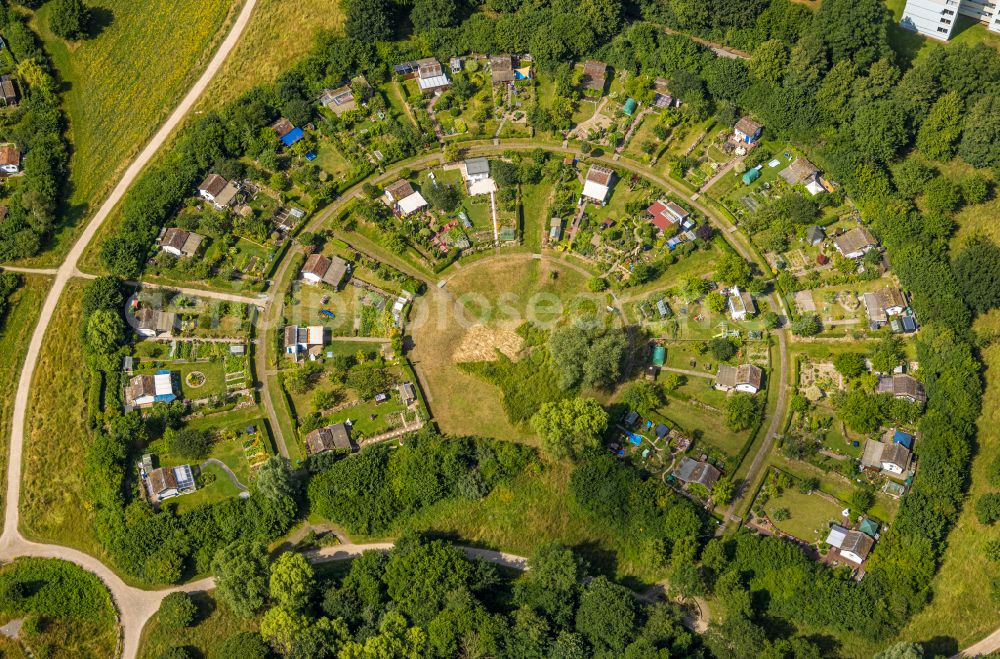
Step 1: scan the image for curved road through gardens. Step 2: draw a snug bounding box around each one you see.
[20,34,997,657]
[0,0,261,657]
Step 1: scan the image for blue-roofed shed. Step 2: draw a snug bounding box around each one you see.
[281,127,304,147]
[893,430,914,449]
[654,423,669,439]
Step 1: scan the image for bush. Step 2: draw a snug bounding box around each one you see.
[158,592,197,630]
[309,432,535,535]
[791,314,822,337]
[708,337,736,362]
[977,494,1000,525]
[157,648,192,659]
[217,631,269,659]
[167,427,212,460]
[726,393,761,431]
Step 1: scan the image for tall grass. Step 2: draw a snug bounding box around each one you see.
[0,274,49,533]
[25,0,240,266]
[20,279,100,555]
[196,0,345,112]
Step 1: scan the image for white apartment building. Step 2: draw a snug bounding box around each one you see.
[901,0,1000,40]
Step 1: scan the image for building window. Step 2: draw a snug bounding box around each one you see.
[942,18,952,24]
[938,26,949,32]
[943,8,955,14]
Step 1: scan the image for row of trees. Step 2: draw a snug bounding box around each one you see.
[0,5,70,261]
[160,534,705,659]
[0,271,20,323]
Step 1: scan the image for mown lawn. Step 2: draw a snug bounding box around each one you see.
[660,378,753,459]
[23,0,240,267]
[19,279,102,556]
[195,0,344,112]
[760,482,848,545]
[139,591,257,659]
[898,342,1000,649]
[0,274,49,535]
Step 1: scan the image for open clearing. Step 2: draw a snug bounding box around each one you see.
[139,590,257,659]
[19,279,103,557]
[387,459,666,586]
[0,275,50,534]
[195,0,344,111]
[410,255,598,442]
[21,0,240,267]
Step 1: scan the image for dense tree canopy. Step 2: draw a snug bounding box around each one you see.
[531,397,608,461]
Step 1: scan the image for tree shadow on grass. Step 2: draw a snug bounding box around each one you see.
[86,6,114,39]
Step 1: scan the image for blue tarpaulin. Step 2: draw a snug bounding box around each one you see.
[628,433,643,446]
[893,430,914,449]
[281,127,304,146]
[305,151,317,161]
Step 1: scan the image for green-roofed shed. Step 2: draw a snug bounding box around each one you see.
[652,345,666,367]
[858,518,880,537]
[623,98,637,116]
[742,168,760,185]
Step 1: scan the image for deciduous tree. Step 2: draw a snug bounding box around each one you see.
[531,397,608,461]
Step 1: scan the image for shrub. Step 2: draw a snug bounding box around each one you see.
[158,592,197,630]
[977,494,1000,525]
[167,427,212,460]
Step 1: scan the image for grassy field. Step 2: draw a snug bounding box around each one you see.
[195,0,344,112]
[898,342,1000,649]
[387,458,668,586]
[139,590,257,659]
[951,197,1000,252]
[18,0,241,267]
[19,279,102,556]
[410,255,602,442]
[660,386,752,458]
[0,274,49,535]
[761,483,848,545]
[0,558,119,659]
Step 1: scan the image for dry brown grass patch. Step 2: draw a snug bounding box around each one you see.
[452,325,524,363]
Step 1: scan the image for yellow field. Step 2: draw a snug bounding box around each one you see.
[20,0,241,267]
[0,275,50,535]
[19,279,103,557]
[196,0,345,111]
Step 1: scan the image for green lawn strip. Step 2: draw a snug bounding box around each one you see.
[0,274,50,532]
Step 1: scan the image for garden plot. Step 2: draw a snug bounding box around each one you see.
[798,361,844,402]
